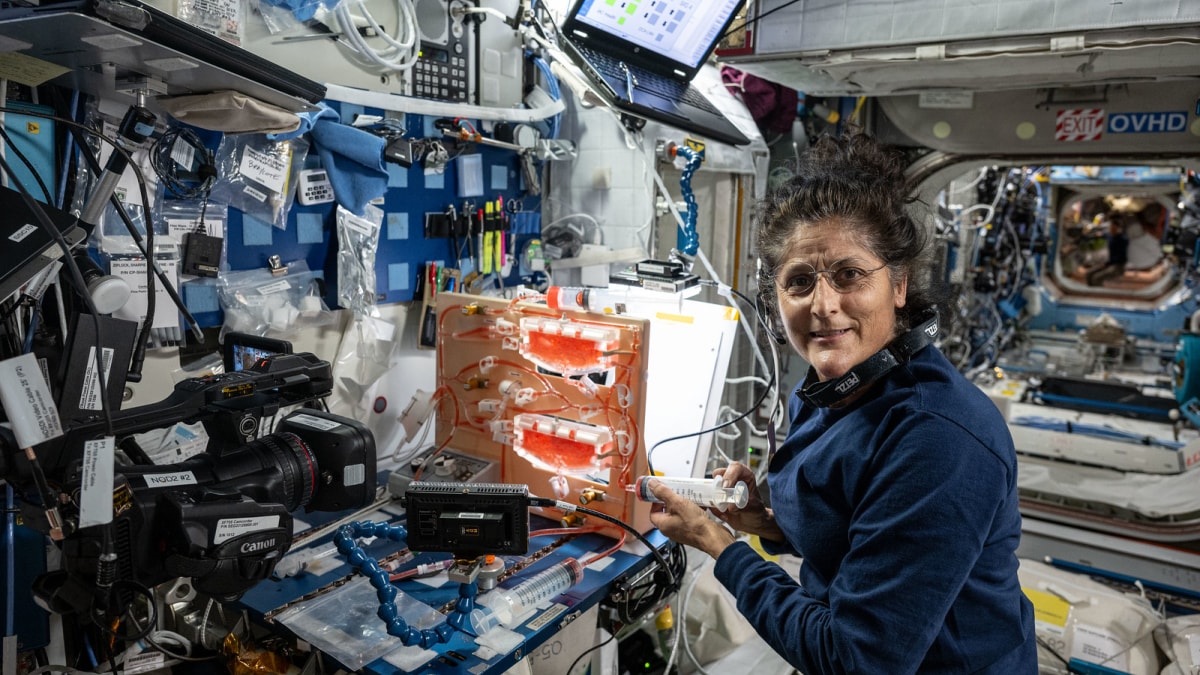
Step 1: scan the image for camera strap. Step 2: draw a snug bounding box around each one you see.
[799,310,939,408]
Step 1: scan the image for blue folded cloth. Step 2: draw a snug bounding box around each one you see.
[272,103,387,216]
[259,0,324,23]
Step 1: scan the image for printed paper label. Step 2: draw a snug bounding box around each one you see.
[110,258,182,329]
[0,352,63,447]
[257,279,291,295]
[166,216,224,241]
[143,471,198,488]
[214,515,279,544]
[242,185,267,203]
[1070,622,1129,671]
[170,136,196,169]
[79,346,115,411]
[8,223,36,242]
[79,437,114,528]
[918,91,974,109]
[124,650,166,674]
[341,211,379,237]
[240,146,288,194]
[288,413,341,431]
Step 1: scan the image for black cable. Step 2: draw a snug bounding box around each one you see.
[150,125,217,200]
[565,630,617,675]
[94,579,157,642]
[528,498,677,589]
[718,0,803,43]
[69,118,198,377]
[645,283,779,476]
[0,105,205,347]
[0,125,54,203]
[0,148,115,441]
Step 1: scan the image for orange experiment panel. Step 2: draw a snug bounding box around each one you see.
[432,292,653,536]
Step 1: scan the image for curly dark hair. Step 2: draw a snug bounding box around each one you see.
[754,130,943,333]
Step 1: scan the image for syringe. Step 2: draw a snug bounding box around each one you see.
[630,475,749,512]
[470,558,584,634]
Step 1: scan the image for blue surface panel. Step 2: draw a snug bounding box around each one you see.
[387,212,410,240]
[296,212,325,244]
[491,164,509,191]
[424,170,445,190]
[337,103,367,124]
[242,214,274,246]
[388,262,411,291]
[387,162,409,188]
[183,282,220,313]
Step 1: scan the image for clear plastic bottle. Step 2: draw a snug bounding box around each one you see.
[632,475,749,512]
[470,558,584,634]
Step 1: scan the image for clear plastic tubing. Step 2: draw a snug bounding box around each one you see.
[631,475,749,512]
[470,558,584,634]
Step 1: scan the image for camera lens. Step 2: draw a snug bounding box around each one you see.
[219,432,316,512]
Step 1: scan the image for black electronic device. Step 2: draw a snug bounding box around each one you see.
[223,332,294,373]
[609,265,700,293]
[54,314,139,426]
[0,185,87,302]
[559,0,750,146]
[403,481,530,557]
[183,231,222,278]
[33,408,376,610]
[411,0,476,103]
[0,350,333,485]
[0,0,324,111]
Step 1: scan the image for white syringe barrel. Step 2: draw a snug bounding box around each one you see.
[633,475,749,512]
[546,286,684,315]
[470,557,584,634]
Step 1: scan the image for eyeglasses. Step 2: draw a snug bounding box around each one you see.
[775,261,888,298]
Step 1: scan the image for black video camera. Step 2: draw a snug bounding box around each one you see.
[40,409,375,612]
[0,350,377,617]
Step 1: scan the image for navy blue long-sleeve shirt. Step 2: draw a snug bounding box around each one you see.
[713,346,1036,674]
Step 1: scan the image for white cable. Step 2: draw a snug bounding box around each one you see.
[647,164,771,378]
[679,555,714,675]
[199,596,214,650]
[390,414,435,465]
[454,5,512,24]
[323,82,566,122]
[329,0,419,72]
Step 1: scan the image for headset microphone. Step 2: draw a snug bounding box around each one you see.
[799,309,940,408]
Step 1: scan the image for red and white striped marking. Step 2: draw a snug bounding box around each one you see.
[1055,109,1105,141]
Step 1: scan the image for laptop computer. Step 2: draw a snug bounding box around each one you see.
[0,0,324,113]
[0,185,86,303]
[560,0,750,146]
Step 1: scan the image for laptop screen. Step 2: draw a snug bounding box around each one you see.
[572,0,741,69]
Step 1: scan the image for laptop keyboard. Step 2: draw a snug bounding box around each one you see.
[579,45,720,115]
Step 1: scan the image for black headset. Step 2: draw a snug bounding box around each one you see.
[794,309,940,408]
